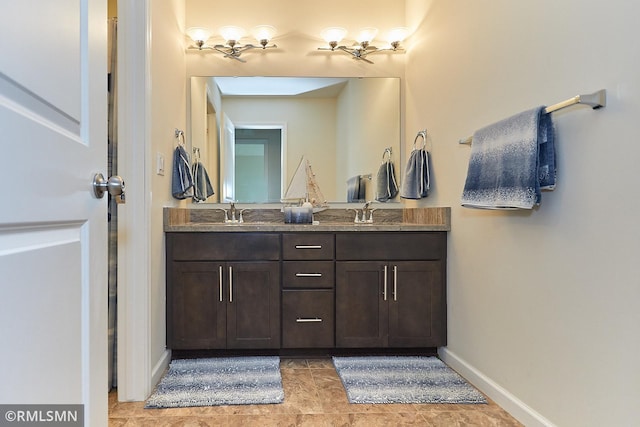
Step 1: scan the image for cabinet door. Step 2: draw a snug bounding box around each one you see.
[336,261,388,347]
[388,261,446,347]
[227,262,281,349]
[168,262,226,349]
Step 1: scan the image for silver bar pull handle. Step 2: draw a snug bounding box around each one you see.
[393,265,398,301]
[295,245,322,249]
[295,273,322,277]
[229,266,233,303]
[296,318,323,323]
[383,265,388,301]
[219,265,223,302]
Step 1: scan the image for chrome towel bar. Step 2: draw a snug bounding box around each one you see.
[459,89,606,145]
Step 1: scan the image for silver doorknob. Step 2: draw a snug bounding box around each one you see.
[93,173,125,203]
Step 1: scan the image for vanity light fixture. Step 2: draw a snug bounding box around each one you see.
[318,26,409,64]
[186,25,278,62]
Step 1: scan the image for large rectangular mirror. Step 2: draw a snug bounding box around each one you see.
[189,76,401,204]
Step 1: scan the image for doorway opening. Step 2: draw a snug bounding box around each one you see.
[234,127,284,203]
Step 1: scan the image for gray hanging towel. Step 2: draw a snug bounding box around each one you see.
[192,161,215,202]
[346,175,361,202]
[400,131,430,199]
[375,148,399,202]
[172,144,194,199]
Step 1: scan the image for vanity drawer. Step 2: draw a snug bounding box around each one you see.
[282,261,334,289]
[335,232,446,261]
[167,232,280,261]
[282,290,334,348]
[282,233,334,260]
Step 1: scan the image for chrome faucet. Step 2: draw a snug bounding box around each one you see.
[361,201,377,223]
[347,202,376,224]
[361,201,372,223]
[229,202,237,222]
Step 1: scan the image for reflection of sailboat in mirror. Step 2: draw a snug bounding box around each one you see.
[282,156,329,211]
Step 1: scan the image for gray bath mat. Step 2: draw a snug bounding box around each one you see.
[145,356,284,408]
[332,356,487,404]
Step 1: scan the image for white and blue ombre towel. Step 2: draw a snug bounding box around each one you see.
[461,107,555,209]
[172,145,194,200]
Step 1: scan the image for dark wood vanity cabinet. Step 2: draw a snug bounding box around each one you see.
[166,229,446,352]
[166,233,281,350]
[335,232,447,348]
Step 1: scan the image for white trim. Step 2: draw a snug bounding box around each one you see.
[116,0,152,401]
[438,347,556,427]
[151,349,171,388]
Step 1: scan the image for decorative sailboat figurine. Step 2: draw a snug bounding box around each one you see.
[282,156,329,211]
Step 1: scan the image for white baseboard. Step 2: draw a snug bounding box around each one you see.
[150,349,171,394]
[438,348,555,427]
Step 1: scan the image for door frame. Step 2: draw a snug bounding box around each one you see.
[116,0,153,401]
[234,122,288,199]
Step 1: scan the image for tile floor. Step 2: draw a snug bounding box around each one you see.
[109,358,523,426]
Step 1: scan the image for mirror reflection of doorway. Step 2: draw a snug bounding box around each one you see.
[235,128,282,203]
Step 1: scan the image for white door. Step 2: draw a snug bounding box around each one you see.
[221,113,236,202]
[0,0,108,425]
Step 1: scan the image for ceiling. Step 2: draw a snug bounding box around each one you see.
[212,77,350,98]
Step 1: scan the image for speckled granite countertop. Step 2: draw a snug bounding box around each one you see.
[164,207,450,232]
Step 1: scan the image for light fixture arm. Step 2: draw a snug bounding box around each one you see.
[213,45,246,62]
[336,45,375,64]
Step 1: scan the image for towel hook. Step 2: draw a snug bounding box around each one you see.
[413,129,427,150]
[382,147,393,162]
[175,128,185,146]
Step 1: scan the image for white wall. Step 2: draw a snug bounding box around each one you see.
[336,78,401,201]
[149,0,187,385]
[405,1,640,426]
[185,0,406,81]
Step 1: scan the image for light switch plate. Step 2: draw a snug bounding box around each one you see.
[156,152,165,176]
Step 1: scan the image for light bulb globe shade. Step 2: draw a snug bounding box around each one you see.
[356,27,378,44]
[320,27,347,44]
[219,26,246,42]
[252,25,276,43]
[387,27,409,44]
[186,27,213,43]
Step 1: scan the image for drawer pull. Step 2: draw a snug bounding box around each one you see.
[295,245,322,249]
[296,318,323,323]
[218,265,223,302]
[383,265,388,301]
[393,265,398,302]
[229,266,233,303]
[295,273,322,277]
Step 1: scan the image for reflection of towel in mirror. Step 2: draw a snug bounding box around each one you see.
[346,175,366,202]
[192,161,215,202]
[461,107,555,209]
[400,149,430,199]
[172,145,194,199]
[375,160,398,202]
